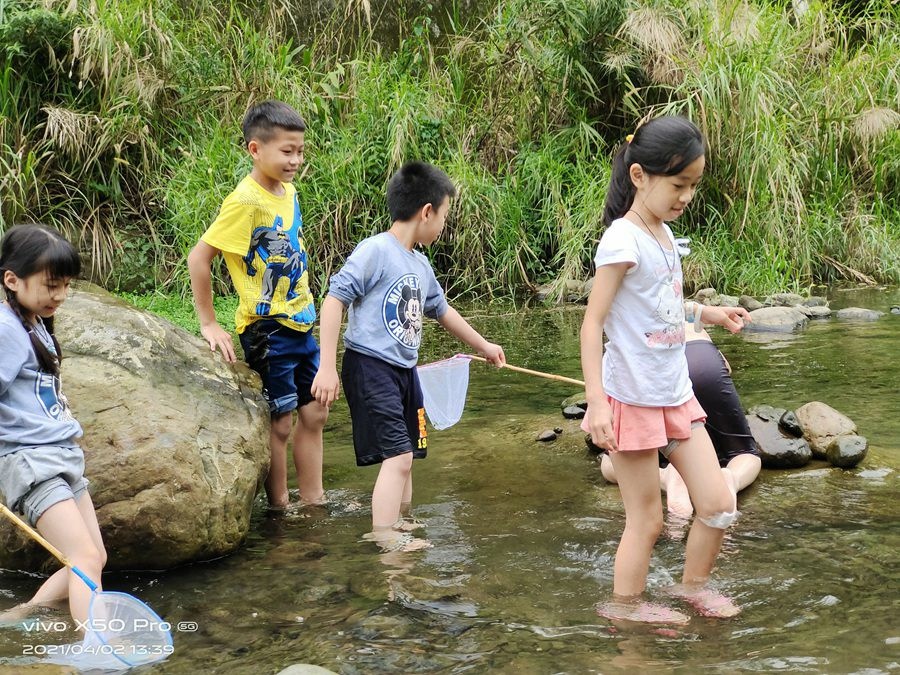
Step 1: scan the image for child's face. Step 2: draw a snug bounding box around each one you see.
[636,154,705,222]
[417,196,450,246]
[248,128,305,187]
[3,270,72,322]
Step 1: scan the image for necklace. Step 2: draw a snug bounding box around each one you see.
[628,209,675,277]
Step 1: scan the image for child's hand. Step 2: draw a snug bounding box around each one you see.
[311,368,341,408]
[200,322,237,363]
[586,397,617,452]
[480,342,506,367]
[703,306,751,334]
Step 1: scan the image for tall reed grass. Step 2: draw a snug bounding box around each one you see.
[0,0,897,300]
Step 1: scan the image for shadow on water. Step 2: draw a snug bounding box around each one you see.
[1,287,898,673]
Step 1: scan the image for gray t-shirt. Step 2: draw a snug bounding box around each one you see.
[0,303,82,456]
[328,232,449,368]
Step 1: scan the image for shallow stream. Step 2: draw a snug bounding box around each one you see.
[1,287,898,674]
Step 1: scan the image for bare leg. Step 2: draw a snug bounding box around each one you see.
[26,493,108,606]
[661,464,694,517]
[667,428,733,585]
[267,411,293,509]
[724,454,761,493]
[32,498,105,626]
[666,427,740,617]
[294,401,328,505]
[607,449,665,596]
[371,453,414,530]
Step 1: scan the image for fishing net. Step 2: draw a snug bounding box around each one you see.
[416,354,471,430]
[44,589,173,671]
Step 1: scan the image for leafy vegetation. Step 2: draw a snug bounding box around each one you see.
[1,0,897,303]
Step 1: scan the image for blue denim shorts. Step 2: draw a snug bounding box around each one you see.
[239,320,321,415]
[0,446,89,526]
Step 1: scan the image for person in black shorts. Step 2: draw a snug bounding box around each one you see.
[311,162,505,551]
[599,324,761,516]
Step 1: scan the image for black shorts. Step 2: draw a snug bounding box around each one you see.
[685,340,759,466]
[341,349,428,467]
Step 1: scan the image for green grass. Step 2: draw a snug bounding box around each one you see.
[1,0,898,299]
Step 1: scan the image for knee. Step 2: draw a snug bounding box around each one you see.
[695,487,739,529]
[301,401,329,430]
[599,455,617,483]
[625,511,664,542]
[386,452,414,475]
[270,413,293,442]
[73,542,106,573]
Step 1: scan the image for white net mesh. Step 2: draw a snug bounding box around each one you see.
[416,355,471,430]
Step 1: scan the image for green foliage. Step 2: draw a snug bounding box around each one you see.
[0,0,897,300]
[117,291,239,337]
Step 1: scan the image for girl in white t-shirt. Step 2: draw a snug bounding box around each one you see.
[580,117,751,624]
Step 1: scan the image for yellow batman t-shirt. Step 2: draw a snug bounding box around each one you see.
[201,175,316,334]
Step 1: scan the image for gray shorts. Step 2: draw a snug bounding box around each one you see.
[0,446,89,527]
[659,420,706,460]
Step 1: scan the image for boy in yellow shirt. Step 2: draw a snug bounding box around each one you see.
[188,100,327,510]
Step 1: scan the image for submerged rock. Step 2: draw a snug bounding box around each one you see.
[795,401,858,458]
[0,285,269,571]
[536,429,558,442]
[835,307,884,321]
[826,435,868,468]
[562,405,586,420]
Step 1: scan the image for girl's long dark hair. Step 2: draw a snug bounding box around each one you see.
[0,224,81,375]
[602,116,706,227]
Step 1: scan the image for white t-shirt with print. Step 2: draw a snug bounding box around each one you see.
[593,217,691,407]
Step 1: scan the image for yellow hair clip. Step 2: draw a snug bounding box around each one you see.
[625,134,634,143]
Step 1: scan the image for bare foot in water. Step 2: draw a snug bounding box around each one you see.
[0,603,38,626]
[364,529,433,553]
[596,597,690,625]
[394,518,426,532]
[664,584,741,618]
[662,465,694,517]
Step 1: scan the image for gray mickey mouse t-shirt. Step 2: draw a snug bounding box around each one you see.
[327,232,449,369]
[0,303,82,456]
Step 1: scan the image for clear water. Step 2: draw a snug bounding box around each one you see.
[1,287,897,674]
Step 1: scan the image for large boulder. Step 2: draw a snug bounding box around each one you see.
[795,401,857,459]
[0,285,270,571]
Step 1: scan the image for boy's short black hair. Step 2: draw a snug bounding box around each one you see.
[242,100,306,145]
[386,161,457,222]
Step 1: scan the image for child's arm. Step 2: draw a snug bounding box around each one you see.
[694,304,753,333]
[311,295,346,407]
[580,263,629,451]
[187,240,237,363]
[436,307,506,366]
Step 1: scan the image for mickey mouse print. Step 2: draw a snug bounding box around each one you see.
[383,273,424,349]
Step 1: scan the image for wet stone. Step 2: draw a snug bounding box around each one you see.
[805,306,832,319]
[779,410,803,438]
[562,405,587,420]
[536,429,558,442]
[802,296,828,307]
[835,307,884,321]
[561,393,588,410]
[740,295,764,311]
[826,435,868,468]
[747,412,812,469]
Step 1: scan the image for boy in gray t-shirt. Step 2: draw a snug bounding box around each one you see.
[312,161,505,551]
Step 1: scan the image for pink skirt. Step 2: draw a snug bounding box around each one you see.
[581,395,707,452]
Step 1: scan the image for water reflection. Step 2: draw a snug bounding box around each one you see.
[1,288,897,673]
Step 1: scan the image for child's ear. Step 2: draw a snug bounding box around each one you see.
[628,162,645,188]
[421,203,434,219]
[247,139,260,157]
[3,270,19,291]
